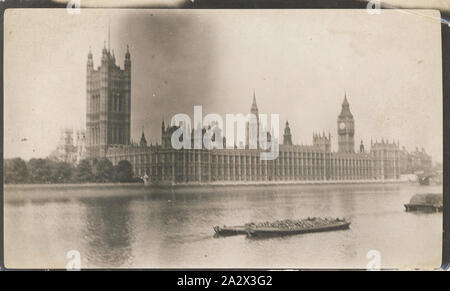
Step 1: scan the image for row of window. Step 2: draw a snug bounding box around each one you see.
[90,127,100,145]
[91,94,101,113]
[110,92,125,112]
[138,164,376,182]
[89,127,127,145]
[109,127,126,145]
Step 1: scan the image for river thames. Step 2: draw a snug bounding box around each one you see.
[4,183,442,269]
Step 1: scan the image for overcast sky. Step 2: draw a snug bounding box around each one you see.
[4,9,443,162]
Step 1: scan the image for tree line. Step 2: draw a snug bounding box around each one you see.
[3,157,141,184]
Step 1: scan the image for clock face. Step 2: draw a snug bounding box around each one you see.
[339,122,346,130]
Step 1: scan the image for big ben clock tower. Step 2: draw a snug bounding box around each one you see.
[337,94,355,153]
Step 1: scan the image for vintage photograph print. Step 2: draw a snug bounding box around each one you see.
[3,9,443,269]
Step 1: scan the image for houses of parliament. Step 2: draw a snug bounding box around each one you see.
[73,44,432,184]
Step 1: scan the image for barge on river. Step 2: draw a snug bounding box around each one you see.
[404,193,443,212]
[214,217,351,238]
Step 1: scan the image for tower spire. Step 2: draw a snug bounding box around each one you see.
[339,92,352,117]
[251,90,258,114]
[338,93,355,153]
[87,46,93,61]
[125,44,131,61]
[140,126,147,147]
[108,18,111,53]
[283,120,292,145]
[252,89,257,108]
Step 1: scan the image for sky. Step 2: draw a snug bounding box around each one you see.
[4,9,443,162]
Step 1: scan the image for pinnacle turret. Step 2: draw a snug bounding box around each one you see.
[339,93,353,118]
[140,128,147,147]
[250,90,258,115]
[125,44,130,59]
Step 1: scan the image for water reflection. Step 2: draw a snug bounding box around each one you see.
[79,196,134,268]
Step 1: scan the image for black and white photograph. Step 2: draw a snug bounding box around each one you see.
[1,4,447,272]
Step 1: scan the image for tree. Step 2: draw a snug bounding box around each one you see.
[4,157,29,184]
[93,158,115,182]
[28,158,54,183]
[51,161,74,183]
[114,160,134,183]
[75,159,93,183]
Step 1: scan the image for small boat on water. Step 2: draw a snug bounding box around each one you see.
[213,217,351,238]
[418,176,431,186]
[417,172,442,186]
[404,193,442,212]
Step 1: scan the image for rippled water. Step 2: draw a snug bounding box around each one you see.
[4,183,442,269]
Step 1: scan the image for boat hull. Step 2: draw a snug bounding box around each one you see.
[418,177,430,186]
[247,222,351,238]
[404,203,442,212]
[213,226,248,236]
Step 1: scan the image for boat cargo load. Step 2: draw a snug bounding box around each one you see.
[214,217,351,238]
[404,193,442,212]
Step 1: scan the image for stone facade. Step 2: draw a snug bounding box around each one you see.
[86,45,131,158]
[399,146,433,174]
[50,129,86,164]
[106,95,401,184]
[371,140,400,180]
[337,94,355,153]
